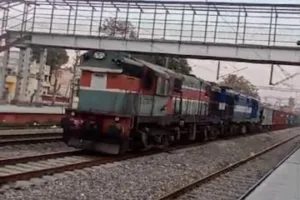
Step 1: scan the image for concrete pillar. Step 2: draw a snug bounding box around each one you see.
[71,67,81,109]
[0,50,9,102]
[70,50,81,109]
[14,47,32,103]
[34,48,47,104]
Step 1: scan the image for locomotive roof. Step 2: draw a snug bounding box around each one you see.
[183,73,207,85]
[134,58,208,85]
[80,50,209,86]
[135,59,182,79]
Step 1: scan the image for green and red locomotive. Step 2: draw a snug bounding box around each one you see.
[60,51,300,155]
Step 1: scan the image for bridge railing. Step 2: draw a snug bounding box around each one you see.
[4,0,300,47]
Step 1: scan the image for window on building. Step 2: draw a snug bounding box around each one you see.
[6,68,12,75]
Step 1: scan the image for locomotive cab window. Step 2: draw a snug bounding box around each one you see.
[122,63,144,78]
[156,77,169,96]
[173,78,182,92]
[143,69,155,89]
[80,53,91,64]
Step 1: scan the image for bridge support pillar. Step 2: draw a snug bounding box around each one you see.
[14,47,32,103]
[0,50,9,102]
[34,48,47,104]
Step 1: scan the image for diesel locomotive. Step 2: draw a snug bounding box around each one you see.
[60,51,300,155]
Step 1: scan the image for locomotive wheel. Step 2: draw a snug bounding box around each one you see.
[175,128,181,141]
[141,131,150,150]
[127,138,134,151]
[228,125,235,136]
[203,126,210,141]
[258,125,263,133]
[119,137,130,155]
[62,128,70,144]
[214,127,221,138]
[119,139,129,155]
[189,124,197,141]
[161,135,170,148]
[241,125,247,135]
[211,126,220,140]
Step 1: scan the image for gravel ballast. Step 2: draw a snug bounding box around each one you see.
[1,128,299,200]
[177,134,300,200]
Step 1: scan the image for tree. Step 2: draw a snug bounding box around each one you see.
[32,47,69,72]
[31,47,69,105]
[101,17,136,38]
[99,17,192,75]
[219,74,260,98]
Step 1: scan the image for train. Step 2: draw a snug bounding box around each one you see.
[60,51,300,155]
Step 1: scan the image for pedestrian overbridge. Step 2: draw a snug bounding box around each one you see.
[6,30,300,65]
[2,0,300,65]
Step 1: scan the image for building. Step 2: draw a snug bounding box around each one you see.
[0,48,74,105]
[0,49,19,101]
[0,49,54,103]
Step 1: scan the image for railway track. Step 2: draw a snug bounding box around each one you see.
[0,129,297,187]
[0,147,173,185]
[0,137,241,186]
[0,132,63,145]
[0,125,60,130]
[0,150,84,185]
[158,134,300,200]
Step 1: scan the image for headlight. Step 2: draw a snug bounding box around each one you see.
[93,52,106,60]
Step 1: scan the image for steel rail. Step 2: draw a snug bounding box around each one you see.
[0,126,60,130]
[0,149,83,166]
[0,136,63,145]
[0,132,61,138]
[0,132,63,145]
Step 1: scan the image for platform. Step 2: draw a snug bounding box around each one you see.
[245,147,300,200]
[0,105,65,114]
